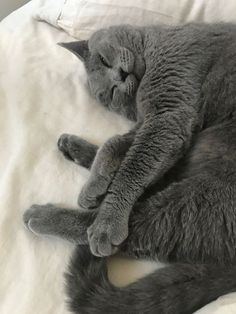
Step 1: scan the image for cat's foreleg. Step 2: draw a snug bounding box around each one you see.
[88,106,197,256]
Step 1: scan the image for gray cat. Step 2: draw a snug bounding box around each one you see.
[23,23,236,313]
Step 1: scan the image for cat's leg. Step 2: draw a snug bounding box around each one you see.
[23,204,97,244]
[77,130,136,209]
[87,105,198,256]
[119,173,236,264]
[57,131,136,209]
[23,204,118,255]
[23,172,236,263]
[58,134,98,169]
[28,123,236,261]
[26,131,136,242]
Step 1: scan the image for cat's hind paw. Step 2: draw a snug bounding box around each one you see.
[57,134,97,169]
[23,203,57,236]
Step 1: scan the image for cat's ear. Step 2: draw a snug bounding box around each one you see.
[58,40,89,62]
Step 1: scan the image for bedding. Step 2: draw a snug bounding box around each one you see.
[36,0,236,39]
[1,0,236,313]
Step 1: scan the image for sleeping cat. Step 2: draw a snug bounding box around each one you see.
[23,23,236,313]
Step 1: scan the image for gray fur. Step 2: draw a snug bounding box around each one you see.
[58,134,98,168]
[23,23,236,313]
[66,246,236,314]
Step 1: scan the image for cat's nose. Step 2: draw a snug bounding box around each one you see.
[119,68,129,82]
[114,68,129,82]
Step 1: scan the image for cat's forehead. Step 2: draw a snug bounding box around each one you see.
[88,28,119,52]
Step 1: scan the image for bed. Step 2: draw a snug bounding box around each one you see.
[1,0,236,313]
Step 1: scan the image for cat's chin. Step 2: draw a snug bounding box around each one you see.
[127,110,137,122]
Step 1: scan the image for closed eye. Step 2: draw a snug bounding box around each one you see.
[99,54,111,68]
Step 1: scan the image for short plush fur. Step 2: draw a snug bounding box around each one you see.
[24,23,236,313]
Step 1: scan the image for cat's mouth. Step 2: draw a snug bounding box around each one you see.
[110,74,138,100]
[110,85,117,100]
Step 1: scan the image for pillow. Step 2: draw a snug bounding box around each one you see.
[35,0,173,39]
[35,0,236,39]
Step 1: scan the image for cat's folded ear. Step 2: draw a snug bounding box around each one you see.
[58,41,89,62]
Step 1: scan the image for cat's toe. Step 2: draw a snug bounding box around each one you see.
[77,191,101,209]
[87,218,127,257]
[23,204,42,229]
[23,203,55,232]
[87,223,117,257]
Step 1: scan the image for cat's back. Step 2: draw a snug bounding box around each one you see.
[143,22,236,40]
[140,23,236,126]
[142,22,236,55]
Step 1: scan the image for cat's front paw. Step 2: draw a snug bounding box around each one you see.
[23,203,57,236]
[87,215,128,257]
[77,174,112,209]
[78,184,103,209]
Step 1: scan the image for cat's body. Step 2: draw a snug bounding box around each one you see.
[24,23,236,313]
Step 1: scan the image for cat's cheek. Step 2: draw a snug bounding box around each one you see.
[126,75,138,97]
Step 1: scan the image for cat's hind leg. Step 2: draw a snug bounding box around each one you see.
[58,134,98,169]
[23,204,119,255]
[120,170,236,265]
[23,169,236,263]
[57,132,135,209]
[120,121,236,263]
[109,121,236,262]
[23,203,97,244]
[77,132,135,209]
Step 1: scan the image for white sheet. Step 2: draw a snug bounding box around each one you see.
[1,1,236,314]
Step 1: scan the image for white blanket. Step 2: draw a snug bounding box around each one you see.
[1,1,236,313]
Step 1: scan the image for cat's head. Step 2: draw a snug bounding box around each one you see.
[60,26,145,121]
